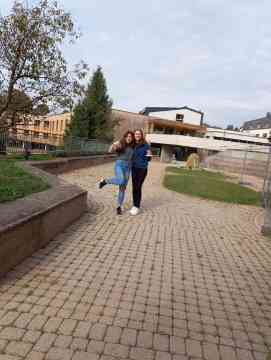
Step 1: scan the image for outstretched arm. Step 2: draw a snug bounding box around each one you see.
[109,141,121,153]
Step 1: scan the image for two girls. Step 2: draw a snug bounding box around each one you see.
[99,129,151,215]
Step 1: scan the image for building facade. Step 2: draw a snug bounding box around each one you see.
[241,112,271,138]
[140,106,204,126]
[205,128,269,146]
[10,113,71,148]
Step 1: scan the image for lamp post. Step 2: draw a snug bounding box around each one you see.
[261,136,271,235]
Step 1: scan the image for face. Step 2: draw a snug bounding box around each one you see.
[134,130,142,142]
[125,133,133,144]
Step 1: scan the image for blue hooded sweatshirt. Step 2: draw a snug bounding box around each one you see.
[132,143,151,169]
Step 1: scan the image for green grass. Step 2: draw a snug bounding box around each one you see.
[0,160,50,203]
[164,167,261,206]
[7,153,56,161]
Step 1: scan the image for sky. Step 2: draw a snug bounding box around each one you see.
[1,0,271,128]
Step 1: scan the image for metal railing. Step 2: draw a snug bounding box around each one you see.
[63,136,110,156]
[0,130,111,157]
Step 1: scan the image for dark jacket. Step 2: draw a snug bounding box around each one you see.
[132,143,151,169]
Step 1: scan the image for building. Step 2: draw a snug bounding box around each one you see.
[112,108,206,161]
[112,109,205,139]
[241,112,271,138]
[205,128,269,146]
[10,113,71,149]
[140,106,204,126]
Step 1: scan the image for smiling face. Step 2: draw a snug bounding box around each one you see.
[125,133,133,144]
[134,130,143,143]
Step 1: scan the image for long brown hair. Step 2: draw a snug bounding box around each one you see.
[117,130,135,153]
[134,128,147,145]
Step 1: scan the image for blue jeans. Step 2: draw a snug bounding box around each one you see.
[106,160,131,206]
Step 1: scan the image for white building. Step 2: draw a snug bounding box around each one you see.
[241,112,271,139]
[206,128,269,146]
[139,106,204,126]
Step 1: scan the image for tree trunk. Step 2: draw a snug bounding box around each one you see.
[0,131,7,155]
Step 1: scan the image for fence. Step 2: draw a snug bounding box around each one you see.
[63,137,110,156]
[0,131,111,157]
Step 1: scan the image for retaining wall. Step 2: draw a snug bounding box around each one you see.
[0,154,115,277]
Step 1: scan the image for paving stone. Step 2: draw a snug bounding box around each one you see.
[70,338,88,351]
[26,351,45,360]
[0,311,20,326]
[104,342,130,358]
[44,317,63,333]
[5,340,33,357]
[0,339,8,351]
[153,334,169,351]
[14,313,34,328]
[72,351,99,360]
[73,321,92,338]
[0,327,25,341]
[23,330,42,344]
[219,345,237,360]
[186,339,202,358]
[130,346,155,360]
[0,355,21,360]
[46,347,74,359]
[121,328,137,346]
[170,336,186,354]
[203,342,220,360]
[54,335,73,348]
[89,323,107,341]
[34,333,57,352]
[1,162,271,360]
[28,315,48,331]
[156,351,172,360]
[104,325,122,343]
[87,340,105,354]
[58,319,77,336]
[137,330,153,348]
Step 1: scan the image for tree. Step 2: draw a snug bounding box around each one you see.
[68,66,115,141]
[0,0,88,131]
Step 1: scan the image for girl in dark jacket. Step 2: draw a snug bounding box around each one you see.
[130,129,152,215]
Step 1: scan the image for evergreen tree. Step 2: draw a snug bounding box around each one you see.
[68,66,114,141]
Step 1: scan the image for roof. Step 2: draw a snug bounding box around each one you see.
[147,117,206,133]
[242,113,271,130]
[140,106,204,116]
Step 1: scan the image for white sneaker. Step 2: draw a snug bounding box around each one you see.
[130,206,140,215]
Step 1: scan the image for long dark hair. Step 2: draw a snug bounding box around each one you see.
[117,130,135,153]
[134,128,147,145]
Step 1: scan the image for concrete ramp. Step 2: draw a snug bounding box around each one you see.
[147,133,269,152]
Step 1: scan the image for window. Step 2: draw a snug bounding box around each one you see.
[44,121,49,128]
[34,120,40,127]
[263,133,267,138]
[256,134,259,137]
[176,114,184,122]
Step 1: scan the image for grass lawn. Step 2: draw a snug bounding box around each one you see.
[7,153,56,161]
[164,167,261,206]
[0,160,50,203]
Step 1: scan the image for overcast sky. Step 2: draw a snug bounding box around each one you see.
[1,0,271,127]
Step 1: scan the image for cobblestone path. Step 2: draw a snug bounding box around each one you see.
[0,162,270,360]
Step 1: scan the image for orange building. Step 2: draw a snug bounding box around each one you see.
[11,113,71,148]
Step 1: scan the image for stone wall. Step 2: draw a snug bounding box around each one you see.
[33,154,116,175]
[0,154,115,277]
